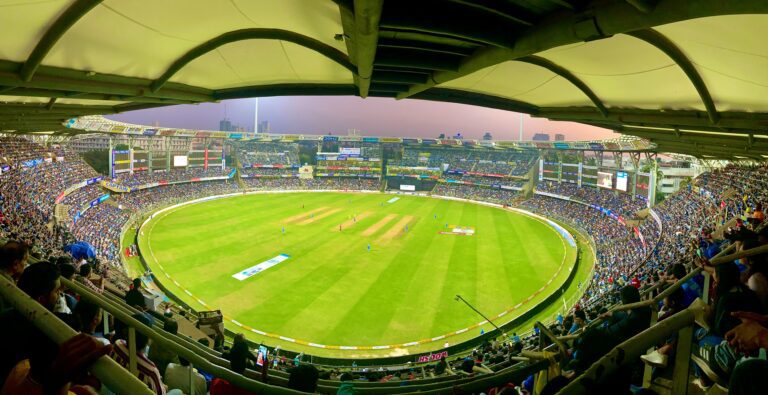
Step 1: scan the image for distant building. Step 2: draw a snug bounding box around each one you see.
[219,118,234,132]
[482,132,493,141]
[257,120,270,133]
[555,133,565,141]
[532,133,550,141]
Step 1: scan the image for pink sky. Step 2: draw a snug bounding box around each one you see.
[109,96,617,141]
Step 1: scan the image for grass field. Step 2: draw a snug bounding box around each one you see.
[137,192,582,358]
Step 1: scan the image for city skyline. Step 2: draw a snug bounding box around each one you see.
[108,97,618,141]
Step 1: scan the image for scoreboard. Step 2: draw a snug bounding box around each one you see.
[112,150,131,175]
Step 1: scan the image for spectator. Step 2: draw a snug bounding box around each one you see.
[226,334,256,375]
[126,278,147,310]
[287,364,319,393]
[149,319,181,376]
[75,263,103,294]
[0,240,29,283]
[434,356,448,376]
[711,262,762,339]
[568,310,588,335]
[57,262,78,312]
[109,313,171,395]
[164,357,206,395]
[336,372,355,395]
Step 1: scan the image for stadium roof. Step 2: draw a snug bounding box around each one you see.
[0,0,767,159]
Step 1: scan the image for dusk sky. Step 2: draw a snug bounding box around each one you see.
[109,97,617,141]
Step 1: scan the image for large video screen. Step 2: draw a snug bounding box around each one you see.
[616,171,629,192]
[173,155,188,167]
[597,171,613,189]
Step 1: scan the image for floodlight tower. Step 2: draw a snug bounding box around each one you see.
[253,98,259,133]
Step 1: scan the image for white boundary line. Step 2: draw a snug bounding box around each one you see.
[139,190,580,352]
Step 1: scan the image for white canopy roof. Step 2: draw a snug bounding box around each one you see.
[0,0,766,158]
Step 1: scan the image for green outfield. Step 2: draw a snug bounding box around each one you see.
[137,192,583,358]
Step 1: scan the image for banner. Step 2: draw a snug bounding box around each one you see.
[101,180,131,193]
[417,351,448,363]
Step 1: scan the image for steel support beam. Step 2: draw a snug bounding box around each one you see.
[353,0,384,98]
[19,0,103,81]
[150,29,356,92]
[517,55,609,117]
[625,29,719,124]
[374,47,463,71]
[2,87,195,104]
[626,0,660,13]
[371,70,430,84]
[537,107,768,133]
[377,38,475,57]
[336,0,362,93]
[446,0,533,26]
[617,128,768,147]
[397,0,768,99]
[0,61,213,102]
[0,103,113,114]
[379,2,520,48]
[368,82,411,93]
[411,88,539,114]
[212,83,358,101]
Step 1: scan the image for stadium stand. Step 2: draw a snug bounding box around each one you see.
[4,133,768,395]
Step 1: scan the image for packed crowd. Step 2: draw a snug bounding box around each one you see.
[7,134,768,393]
[536,181,647,217]
[391,147,538,179]
[0,136,63,163]
[113,167,231,187]
[521,196,653,305]
[239,142,300,167]
[443,174,526,189]
[0,143,99,251]
[70,204,131,266]
[61,184,104,218]
[696,163,768,221]
[240,167,296,177]
[242,176,379,192]
[431,183,521,206]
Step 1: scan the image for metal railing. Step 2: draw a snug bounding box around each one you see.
[0,275,153,395]
[557,306,698,395]
[65,277,558,394]
[62,278,308,394]
[550,240,737,392]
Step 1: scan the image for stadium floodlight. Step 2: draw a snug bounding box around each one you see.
[455,294,504,335]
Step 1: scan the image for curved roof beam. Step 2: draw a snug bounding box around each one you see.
[397,0,768,100]
[516,55,609,118]
[150,29,356,93]
[19,0,103,82]
[353,0,384,98]
[625,28,719,125]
